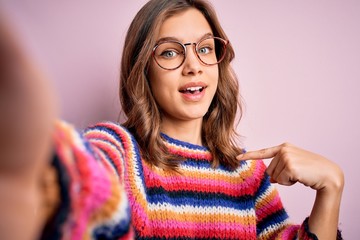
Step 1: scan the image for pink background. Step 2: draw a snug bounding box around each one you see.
[1,0,359,238]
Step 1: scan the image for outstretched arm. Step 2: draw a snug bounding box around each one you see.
[0,13,135,239]
[0,15,57,240]
[237,143,344,239]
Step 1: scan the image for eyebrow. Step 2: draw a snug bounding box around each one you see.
[156,32,214,44]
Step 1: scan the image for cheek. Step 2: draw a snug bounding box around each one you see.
[148,62,165,98]
[147,61,159,88]
[148,60,182,89]
[209,67,219,90]
[213,67,220,82]
[208,68,219,101]
[147,63,178,103]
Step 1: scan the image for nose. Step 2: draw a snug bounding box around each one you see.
[182,43,202,75]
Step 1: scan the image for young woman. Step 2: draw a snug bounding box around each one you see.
[0,0,344,239]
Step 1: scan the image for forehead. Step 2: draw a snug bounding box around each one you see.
[157,8,213,42]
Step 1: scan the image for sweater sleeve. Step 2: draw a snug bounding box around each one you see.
[254,160,318,240]
[48,121,134,239]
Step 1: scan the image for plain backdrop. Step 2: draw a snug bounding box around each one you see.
[1,0,359,239]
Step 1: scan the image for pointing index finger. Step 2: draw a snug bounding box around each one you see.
[236,145,281,160]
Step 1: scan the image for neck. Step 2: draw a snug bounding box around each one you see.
[161,118,203,146]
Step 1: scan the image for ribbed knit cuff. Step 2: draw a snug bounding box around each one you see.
[299,217,343,240]
[40,154,71,240]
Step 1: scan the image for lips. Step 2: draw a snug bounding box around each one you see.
[179,82,207,94]
[178,81,207,101]
[179,86,205,94]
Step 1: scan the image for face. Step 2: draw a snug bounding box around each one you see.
[148,8,219,129]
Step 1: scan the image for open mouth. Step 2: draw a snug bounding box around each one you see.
[179,86,206,94]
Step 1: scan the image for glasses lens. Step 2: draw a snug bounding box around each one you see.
[196,37,227,65]
[153,42,185,70]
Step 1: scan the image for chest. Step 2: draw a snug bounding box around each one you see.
[125,158,259,239]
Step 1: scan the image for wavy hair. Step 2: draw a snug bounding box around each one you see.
[120,0,243,170]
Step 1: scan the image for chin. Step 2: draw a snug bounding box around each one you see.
[184,110,209,120]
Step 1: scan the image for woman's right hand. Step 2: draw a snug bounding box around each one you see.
[0,14,58,240]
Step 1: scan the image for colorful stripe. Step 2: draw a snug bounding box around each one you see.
[53,121,319,239]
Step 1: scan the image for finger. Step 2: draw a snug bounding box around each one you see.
[266,154,285,183]
[275,168,297,186]
[236,145,282,160]
[266,153,282,178]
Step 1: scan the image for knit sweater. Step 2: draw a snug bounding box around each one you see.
[48,121,318,240]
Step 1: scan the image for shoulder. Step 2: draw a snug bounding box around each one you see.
[84,121,133,137]
[83,121,138,153]
[83,122,135,142]
[237,159,269,194]
[238,159,267,179]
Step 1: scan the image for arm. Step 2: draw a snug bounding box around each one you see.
[237,143,344,239]
[50,121,134,239]
[0,13,58,240]
[308,167,343,239]
[0,14,134,239]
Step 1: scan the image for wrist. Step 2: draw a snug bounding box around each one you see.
[319,164,344,194]
[308,166,343,240]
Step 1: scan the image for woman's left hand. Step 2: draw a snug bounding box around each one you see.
[237,143,344,239]
[236,143,344,191]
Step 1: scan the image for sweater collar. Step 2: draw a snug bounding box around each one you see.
[161,133,212,161]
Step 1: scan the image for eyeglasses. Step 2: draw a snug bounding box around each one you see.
[152,36,229,70]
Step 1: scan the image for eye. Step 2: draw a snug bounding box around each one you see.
[198,46,212,55]
[160,50,179,59]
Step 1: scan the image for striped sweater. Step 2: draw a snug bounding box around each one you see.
[49,121,317,239]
